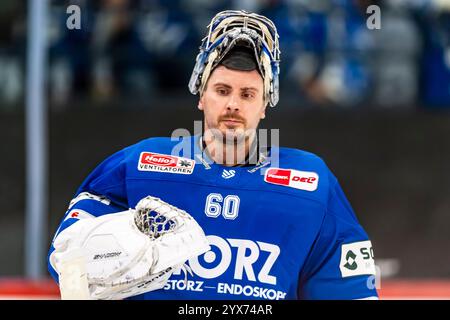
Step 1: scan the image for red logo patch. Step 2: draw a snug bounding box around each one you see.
[140,153,177,167]
[265,169,291,186]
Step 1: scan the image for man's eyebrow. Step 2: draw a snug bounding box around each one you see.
[213,82,232,88]
[212,83,259,92]
[240,87,259,92]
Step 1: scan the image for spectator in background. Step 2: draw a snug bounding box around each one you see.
[49,0,94,108]
[279,0,377,108]
[261,0,329,107]
[258,0,377,108]
[320,0,376,108]
[0,1,25,109]
[181,0,230,36]
[371,0,422,109]
[419,3,450,108]
[273,0,423,109]
[91,0,153,103]
[137,0,200,93]
[2,0,446,110]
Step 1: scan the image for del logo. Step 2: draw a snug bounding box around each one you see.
[138,152,195,175]
[264,168,319,191]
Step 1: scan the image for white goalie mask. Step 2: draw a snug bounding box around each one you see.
[188,10,281,107]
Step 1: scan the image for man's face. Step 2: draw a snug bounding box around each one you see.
[198,65,266,143]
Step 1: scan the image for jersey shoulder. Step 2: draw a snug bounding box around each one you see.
[278,147,363,227]
[127,136,184,153]
[265,147,339,208]
[121,136,189,160]
[278,147,331,175]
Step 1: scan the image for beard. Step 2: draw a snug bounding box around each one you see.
[203,113,257,148]
[216,114,248,144]
[202,116,259,166]
[220,128,246,144]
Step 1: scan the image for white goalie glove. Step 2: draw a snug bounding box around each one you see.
[50,196,211,300]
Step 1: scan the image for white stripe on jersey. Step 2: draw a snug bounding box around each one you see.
[68,192,111,210]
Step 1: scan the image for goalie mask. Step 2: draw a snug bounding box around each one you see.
[188,10,281,107]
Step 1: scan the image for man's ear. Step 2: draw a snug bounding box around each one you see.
[260,104,268,119]
[197,92,205,111]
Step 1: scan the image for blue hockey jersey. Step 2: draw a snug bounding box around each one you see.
[48,135,378,300]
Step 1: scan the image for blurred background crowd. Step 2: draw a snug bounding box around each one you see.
[1,0,450,111]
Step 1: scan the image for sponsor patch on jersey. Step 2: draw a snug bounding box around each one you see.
[340,240,376,278]
[138,152,195,174]
[264,168,319,191]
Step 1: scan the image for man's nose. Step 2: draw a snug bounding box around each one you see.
[226,94,240,112]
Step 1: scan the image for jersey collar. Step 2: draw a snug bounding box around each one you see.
[196,134,268,168]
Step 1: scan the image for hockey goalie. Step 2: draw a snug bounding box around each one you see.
[47,9,378,300]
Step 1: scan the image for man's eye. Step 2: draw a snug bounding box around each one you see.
[242,93,254,99]
[217,89,228,95]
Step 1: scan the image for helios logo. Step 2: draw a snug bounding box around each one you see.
[141,153,177,166]
[138,152,195,174]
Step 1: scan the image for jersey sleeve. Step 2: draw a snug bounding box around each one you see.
[47,147,131,283]
[298,175,378,300]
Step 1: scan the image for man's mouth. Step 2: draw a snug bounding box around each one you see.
[220,119,243,125]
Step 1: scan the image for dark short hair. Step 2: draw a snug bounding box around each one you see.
[219,46,260,73]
